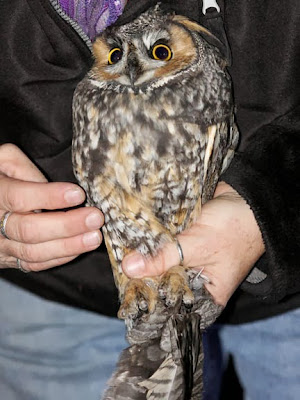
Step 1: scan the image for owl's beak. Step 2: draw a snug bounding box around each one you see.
[126,52,142,91]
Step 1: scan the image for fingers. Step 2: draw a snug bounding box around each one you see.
[0,143,48,182]
[1,254,78,272]
[0,144,102,272]
[0,175,86,212]
[19,256,79,272]
[0,206,103,272]
[0,204,104,275]
[1,229,102,271]
[4,208,104,244]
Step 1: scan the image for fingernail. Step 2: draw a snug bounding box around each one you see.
[123,254,146,277]
[85,212,103,230]
[83,231,100,247]
[64,188,85,205]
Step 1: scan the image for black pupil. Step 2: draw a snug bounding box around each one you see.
[155,46,169,60]
[111,49,122,64]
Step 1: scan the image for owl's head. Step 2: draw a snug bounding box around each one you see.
[90,5,225,92]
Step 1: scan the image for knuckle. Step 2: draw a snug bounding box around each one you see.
[4,184,26,211]
[3,187,16,211]
[156,252,167,274]
[0,254,17,269]
[18,216,36,242]
[19,244,38,262]
[60,238,73,255]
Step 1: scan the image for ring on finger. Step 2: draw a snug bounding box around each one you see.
[0,211,12,240]
[175,238,184,266]
[17,258,29,273]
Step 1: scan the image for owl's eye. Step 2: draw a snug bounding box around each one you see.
[152,44,172,61]
[108,48,123,65]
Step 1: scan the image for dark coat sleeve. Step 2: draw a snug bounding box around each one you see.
[222,106,300,303]
[219,0,300,303]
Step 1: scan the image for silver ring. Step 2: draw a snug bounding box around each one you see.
[17,258,29,273]
[0,211,12,239]
[175,238,184,266]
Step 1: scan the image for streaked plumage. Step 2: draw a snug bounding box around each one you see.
[72,4,238,399]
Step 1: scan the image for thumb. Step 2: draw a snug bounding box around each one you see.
[122,240,182,278]
[0,143,48,183]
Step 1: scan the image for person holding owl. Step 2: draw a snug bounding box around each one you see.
[0,1,299,400]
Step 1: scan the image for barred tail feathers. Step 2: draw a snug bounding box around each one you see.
[139,313,203,400]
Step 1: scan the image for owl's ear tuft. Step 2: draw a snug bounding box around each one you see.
[172,15,229,68]
[173,15,213,37]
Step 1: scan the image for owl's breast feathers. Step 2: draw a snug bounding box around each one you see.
[72,65,235,244]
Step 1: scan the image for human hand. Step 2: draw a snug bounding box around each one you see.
[0,144,103,272]
[122,182,265,306]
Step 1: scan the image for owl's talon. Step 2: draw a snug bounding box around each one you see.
[158,288,167,299]
[184,301,193,310]
[182,296,194,309]
[118,309,127,319]
[139,299,148,311]
[117,278,158,321]
[165,297,177,307]
[160,266,194,309]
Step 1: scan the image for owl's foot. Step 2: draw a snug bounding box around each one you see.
[118,278,159,321]
[159,266,194,308]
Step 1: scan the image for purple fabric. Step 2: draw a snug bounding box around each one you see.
[58,0,127,41]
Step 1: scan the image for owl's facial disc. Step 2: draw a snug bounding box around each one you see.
[92,24,196,89]
[106,29,174,88]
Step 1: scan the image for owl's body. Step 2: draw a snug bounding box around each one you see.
[72,5,238,399]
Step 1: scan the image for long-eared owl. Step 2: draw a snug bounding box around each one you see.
[72,4,238,399]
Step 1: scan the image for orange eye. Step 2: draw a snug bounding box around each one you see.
[152,44,172,61]
[108,48,123,65]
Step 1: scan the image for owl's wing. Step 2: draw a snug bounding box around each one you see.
[149,119,239,233]
[201,120,239,204]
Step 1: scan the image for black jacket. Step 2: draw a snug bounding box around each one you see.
[0,0,299,323]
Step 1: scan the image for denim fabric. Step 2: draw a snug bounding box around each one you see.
[0,278,127,400]
[203,308,300,400]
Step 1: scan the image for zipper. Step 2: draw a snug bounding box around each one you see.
[202,0,220,14]
[48,0,93,51]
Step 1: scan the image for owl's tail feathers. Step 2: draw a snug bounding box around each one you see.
[102,283,221,399]
[179,313,204,399]
[139,353,184,400]
[101,337,165,400]
[139,313,204,400]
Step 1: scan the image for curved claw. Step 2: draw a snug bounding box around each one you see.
[159,266,194,309]
[118,278,159,321]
